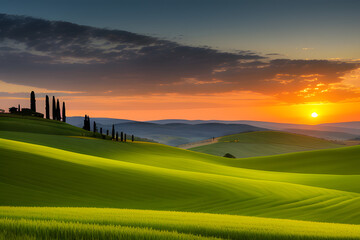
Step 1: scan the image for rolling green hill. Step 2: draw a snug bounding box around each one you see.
[218,144,360,175]
[1,116,360,239]
[0,114,152,142]
[0,114,99,137]
[189,131,343,158]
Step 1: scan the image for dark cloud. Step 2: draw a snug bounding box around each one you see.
[0,13,358,103]
[0,91,74,98]
[214,59,358,92]
[266,53,281,56]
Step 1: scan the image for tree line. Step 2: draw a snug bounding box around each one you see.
[9,91,66,122]
[9,91,137,143]
[44,94,66,122]
[83,115,135,142]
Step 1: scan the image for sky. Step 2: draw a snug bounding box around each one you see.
[0,0,359,123]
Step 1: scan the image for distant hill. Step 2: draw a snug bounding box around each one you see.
[148,119,360,129]
[98,122,266,146]
[148,119,305,129]
[285,128,359,141]
[189,131,343,158]
[67,117,268,145]
[67,116,134,128]
[319,121,360,129]
[148,119,360,139]
[67,117,360,143]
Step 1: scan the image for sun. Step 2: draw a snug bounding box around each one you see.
[311,112,318,118]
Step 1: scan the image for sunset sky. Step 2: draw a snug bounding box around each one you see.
[0,0,359,123]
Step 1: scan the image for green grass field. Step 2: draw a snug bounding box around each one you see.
[190,131,343,158]
[0,114,105,137]
[1,115,360,239]
[2,207,360,240]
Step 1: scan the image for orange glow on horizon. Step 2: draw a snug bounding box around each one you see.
[58,95,359,125]
[1,90,359,124]
[0,66,359,124]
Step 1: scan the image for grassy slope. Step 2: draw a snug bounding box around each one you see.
[220,146,360,174]
[2,207,360,240]
[190,131,343,158]
[0,114,100,137]
[1,116,360,239]
[0,114,150,142]
[1,132,360,224]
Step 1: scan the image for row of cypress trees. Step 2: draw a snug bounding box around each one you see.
[82,116,134,142]
[30,91,66,122]
[44,94,66,122]
[110,124,134,142]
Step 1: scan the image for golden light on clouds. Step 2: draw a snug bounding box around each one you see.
[1,65,359,124]
[0,80,83,94]
[340,67,360,88]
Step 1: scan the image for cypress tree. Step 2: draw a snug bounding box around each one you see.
[62,102,66,122]
[111,124,115,139]
[120,132,123,142]
[106,130,109,136]
[83,115,91,131]
[85,115,88,130]
[132,135,134,142]
[56,99,61,121]
[52,96,56,120]
[116,132,119,141]
[124,134,127,142]
[45,95,50,119]
[18,104,21,112]
[87,116,91,131]
[100,128,103,135]
[30,91,36,112]
[93,121,97,133]
[83,115,87,130]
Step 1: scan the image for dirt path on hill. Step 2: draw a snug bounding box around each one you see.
[178,137,220,149]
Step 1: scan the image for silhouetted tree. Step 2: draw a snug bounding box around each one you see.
[18,104,21,112]
[223,153,236,158]
[93,121,97,133]
[52,96,56,120]
[116,132,119,141]
[106,130,109,136]
[83,115,87,130]
[30,91,36,112]
[132,135,134,142]
[56,99,61,121]
[100,128,103,135]
[120,132,123,142]
[83,115,91,131]
[112,124,115,139]
[45,95,50,119]
[124,133,127,142]
[9,107,17,113]
[62,102,66,122]
[87,115,91,131]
